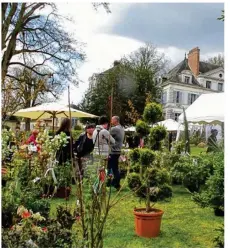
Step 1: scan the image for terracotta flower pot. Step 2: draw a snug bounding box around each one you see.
[133,208,164,238]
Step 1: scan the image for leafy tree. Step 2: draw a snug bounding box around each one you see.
[78,63,131,125]
[206,54,224,68]
[217,10,224,21]
[122,44,168,116]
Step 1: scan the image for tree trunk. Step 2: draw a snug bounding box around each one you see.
[25,118,31,131]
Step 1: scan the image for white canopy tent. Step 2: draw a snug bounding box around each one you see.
[153,119,184,131]
[178,93,224,124]
[177,93,224,141]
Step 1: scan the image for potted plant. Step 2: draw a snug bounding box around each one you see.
[128,148,172,238]
[54,162,72,198]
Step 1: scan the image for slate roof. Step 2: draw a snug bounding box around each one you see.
[164,58,221,86]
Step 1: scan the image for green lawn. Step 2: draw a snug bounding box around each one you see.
[50,184,223,248]
[190,145,207,156]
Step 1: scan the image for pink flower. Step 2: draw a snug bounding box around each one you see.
[42,227,48,232]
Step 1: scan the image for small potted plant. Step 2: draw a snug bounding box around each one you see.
[55,162,72,198]
[128,148,172,238]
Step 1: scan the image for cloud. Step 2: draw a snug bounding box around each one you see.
[54,3,224,105]
[59,34,144,105]
[106,3,224,53]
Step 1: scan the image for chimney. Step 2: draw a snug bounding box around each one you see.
[188,47,200,77]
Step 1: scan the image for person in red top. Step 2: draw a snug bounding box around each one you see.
[26,129,39,145]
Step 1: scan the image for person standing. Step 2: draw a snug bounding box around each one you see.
[109,116,125,190]
[93,116,115,157]
[75,123,95,176]
[207,129,218,153]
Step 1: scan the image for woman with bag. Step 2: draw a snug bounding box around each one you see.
[75,123,95,177]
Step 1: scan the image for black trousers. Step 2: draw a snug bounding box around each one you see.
[107,154,121,188]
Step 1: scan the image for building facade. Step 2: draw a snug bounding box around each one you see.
[160,47,224,120]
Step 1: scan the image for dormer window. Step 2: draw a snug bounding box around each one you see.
[184,76,190,84]
[206,81,211,89]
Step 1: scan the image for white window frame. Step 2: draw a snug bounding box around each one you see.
[218,83,223,91]
[184,76,190,84]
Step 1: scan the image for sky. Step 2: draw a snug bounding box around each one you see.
[55,2,224,105]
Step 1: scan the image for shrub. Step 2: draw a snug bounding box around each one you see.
[172,141,185,154]
[130,163,140,173]
[72,130,83,141]
[143,102,163,124]
[74,124,83,130]
[139,148,155,166]
[127,173,142,190]
[135,120,150,137]
[129,148,140,162]
[149,125,167,150]
[171,154,215,192]
[192,152,224,215]
[213,225,224,248]
[198,142,206,148]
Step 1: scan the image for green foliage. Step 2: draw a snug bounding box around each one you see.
[128,148,172,209]
[56,205,76,230]
[143,102,163,124]
[139,148,155,166]
[71,129,83,141]
[213,225,224,248]
[135,120,150,137]
[217,10,224,22]
[55,163,72,187]
[171,153,216,193]
[172,141,185,154]
[122,44,167,116]
[192,152,224,214]
[74,124,83,130]
[127,173,142,190]
[129,148,140,162]
[148,125,167,150]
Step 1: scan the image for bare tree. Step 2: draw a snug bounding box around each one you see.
[1,3,85,84]
[1,68,60,129]
[206,54,224,68]
[121,44,169,115]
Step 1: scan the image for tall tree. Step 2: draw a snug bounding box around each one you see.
[122,44,168,116]
[78,63,130,125]
[206,54,224,68]
[1,3,85,84]
[217,10,224,21]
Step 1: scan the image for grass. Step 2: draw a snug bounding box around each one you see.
[190,144,206,156]
[50,184,223,248]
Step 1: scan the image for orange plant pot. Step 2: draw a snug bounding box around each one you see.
[133,208,164,238]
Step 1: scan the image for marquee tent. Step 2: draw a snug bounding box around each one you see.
[178,93,224,124]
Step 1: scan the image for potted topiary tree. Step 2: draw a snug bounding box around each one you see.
[128,148,172,238]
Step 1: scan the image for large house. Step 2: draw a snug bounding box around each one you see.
[160,47,224,120]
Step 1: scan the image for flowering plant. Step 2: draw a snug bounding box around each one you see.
[2,128,17,162]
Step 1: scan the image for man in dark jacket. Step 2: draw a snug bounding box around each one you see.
[108,116,125,190]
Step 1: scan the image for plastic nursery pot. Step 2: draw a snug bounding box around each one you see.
[55,187,71,199]
[133,208,164,238]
